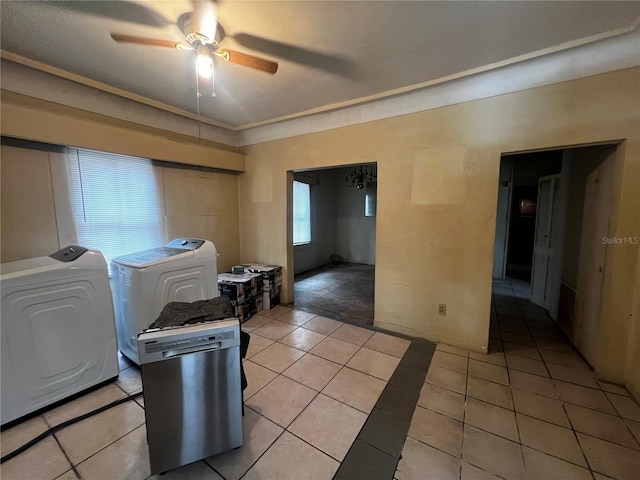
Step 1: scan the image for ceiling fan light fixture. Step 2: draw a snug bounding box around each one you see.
[186,31,213,46]
[195,44,216,98]
[109,0,276,103]
[196,45,213,78]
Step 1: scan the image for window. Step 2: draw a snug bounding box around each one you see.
[66,149,163,272]
[293,180,311,245]
[365,182,377,217]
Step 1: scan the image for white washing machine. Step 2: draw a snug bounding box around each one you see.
[1,246,119,426]
[111,238,218,365]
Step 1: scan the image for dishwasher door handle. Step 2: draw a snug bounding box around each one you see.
[162,342,222,359]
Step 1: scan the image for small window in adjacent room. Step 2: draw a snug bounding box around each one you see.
[66,149,163,272]
[293,180,311,245]
[365,182,377,217]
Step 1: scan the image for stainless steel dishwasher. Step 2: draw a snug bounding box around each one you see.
[138,319,243,475]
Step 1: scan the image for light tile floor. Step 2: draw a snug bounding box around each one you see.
[396,279,640,480]
[3,282,639,480]
[0,305,410,480]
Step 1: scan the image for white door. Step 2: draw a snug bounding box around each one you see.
[574,159,613,366]
[493,157,514,279]
[530,174,561,308]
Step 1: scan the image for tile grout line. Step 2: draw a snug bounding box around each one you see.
[285,428,349,464]
[245,327,403,417]
[244,329,376,473]
[69,423,147,474]
[209,406,285,480]
[496,281,594,476]
[562,401,597,478]
[509,280,588,475]
[41,414,81,480]
[572,429,640,453]
[416,399,603,474]
[506,280,602,476]
[444,327,636,415]
[41,389,145,475]
[516,384,640,446]
[196,459,224,480]
[247,340,397,414]
[509,317,533,477]
[436,314,513,479]
[458,353,469,480]
[234,296,377,478]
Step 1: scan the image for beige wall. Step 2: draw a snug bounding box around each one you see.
[160,165,241,273]
[1,146,241,272]
[561,147,612,289]
[238,68,640,388]
[1,146,61,261]
[1,91,245,172]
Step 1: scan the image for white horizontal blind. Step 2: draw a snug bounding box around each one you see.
[293,181,311,244]
[66,149,163,272]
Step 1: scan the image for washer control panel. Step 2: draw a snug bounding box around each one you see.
[165,238,206,250]
[49,245,89,263]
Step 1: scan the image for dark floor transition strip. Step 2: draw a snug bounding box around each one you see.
[333,340,436,480]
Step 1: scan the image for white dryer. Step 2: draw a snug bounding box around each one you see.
[1,246,119,426]
[111,238,218,365]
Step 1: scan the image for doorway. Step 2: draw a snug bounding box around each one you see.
[289,164,377,326]
[496,151,563,283]
[492,143,619,368]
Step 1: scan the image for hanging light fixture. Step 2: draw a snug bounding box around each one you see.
[196,45,213,78]
[191,0,218,99]
[345,164,377,190]
[195,44,216,97]
[110,0,279,106]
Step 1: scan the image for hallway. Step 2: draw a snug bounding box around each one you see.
[293,263,374,326]
[396,278,640,479]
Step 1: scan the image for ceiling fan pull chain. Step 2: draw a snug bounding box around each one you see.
[195,61,202,99]
[211,66,216,97]
[195,69,202,142]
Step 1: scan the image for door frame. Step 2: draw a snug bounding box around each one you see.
[491,140,627,380]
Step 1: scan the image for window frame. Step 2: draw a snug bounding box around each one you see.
[292,180,312,246]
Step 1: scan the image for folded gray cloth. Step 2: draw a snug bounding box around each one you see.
[148,297,234,329]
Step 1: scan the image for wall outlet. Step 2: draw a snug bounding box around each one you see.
[438,304,447,315]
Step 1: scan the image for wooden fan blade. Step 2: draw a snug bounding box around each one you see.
[110,33,180,49]
[219,49,278,74]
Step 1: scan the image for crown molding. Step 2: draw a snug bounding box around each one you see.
[235,20,639,132]
[238,26,640,146]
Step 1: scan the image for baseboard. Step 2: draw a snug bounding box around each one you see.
[626,381,640,405]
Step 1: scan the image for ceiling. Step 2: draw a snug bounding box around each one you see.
[1,1,638,131]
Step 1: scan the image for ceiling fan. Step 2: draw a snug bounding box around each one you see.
[110,0,278,98]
